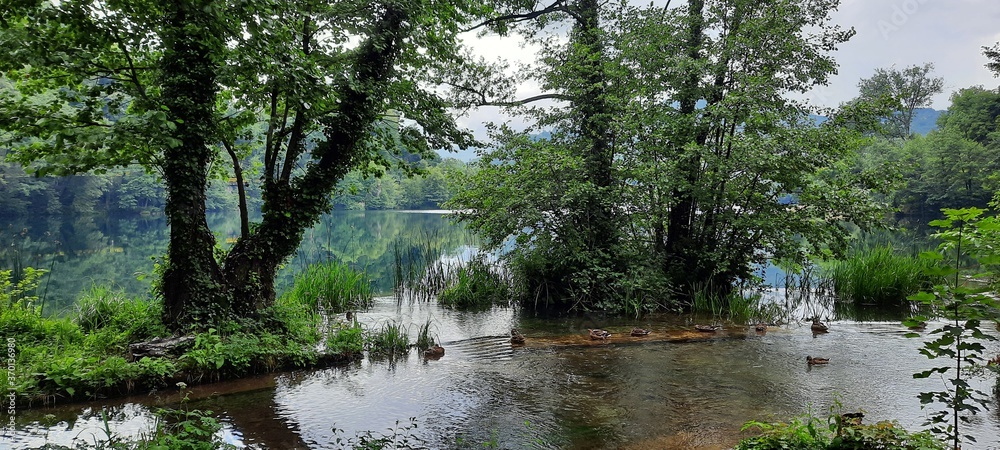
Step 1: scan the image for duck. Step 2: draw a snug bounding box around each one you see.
[754,323,768,332]
[423,345,445,358]
[510,328,526,345]
[694,324,721,332]
[630,328,650,337]
[589,329,611,340]
[806,356,829,365]
[810,317,829,332]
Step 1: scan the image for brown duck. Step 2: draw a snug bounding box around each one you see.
[806,356,829,365]
[589,329,611,340]
[424,345,445,358]
[630,328,650,337]
[510,329,526,345]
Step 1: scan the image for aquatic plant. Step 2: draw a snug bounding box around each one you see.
[437,256,513,309]
[415,319,436,350]
[690,283,769,322]
[366,321,410,356]
[283,260,373,313]
[823,245,938,306]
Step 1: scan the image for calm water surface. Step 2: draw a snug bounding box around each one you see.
[10,298,1000,449]
[5,211,1000,448]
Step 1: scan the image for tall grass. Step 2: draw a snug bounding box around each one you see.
[365,321,410,356]
[823,245,939,306]
[416,319,436,350]
[437,257,513,309]
[283,261,373,312]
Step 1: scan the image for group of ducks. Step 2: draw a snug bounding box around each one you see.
[435,319,836,364]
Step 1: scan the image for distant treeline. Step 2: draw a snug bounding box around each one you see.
[0,154,469,217]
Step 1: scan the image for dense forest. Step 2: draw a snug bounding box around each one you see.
[0,153,468,217]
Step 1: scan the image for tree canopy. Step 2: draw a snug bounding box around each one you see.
[1,0,489,329]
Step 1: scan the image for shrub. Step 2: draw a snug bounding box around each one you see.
[327,324,364,356]
[735,412,946,450]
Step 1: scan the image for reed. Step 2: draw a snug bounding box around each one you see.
[415,319,436,350]
[365,321,410,356]
[284,261,373,312]
[823,245,939,306]
[437,257,513,309]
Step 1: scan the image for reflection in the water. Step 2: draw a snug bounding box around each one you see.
[5,212,1000,449]
[0,211,472,313]
[10,295,1000,449]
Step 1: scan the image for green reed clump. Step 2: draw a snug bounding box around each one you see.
[690,282,766,320]
[438,257,513,309]
[415,319,435,350]
[366,321,410,356]
[823,245,939,306]
[284,261,373,312]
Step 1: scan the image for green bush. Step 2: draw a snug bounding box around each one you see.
[327,324,364,356]
[736,413,946,450]
[823,245,939,306]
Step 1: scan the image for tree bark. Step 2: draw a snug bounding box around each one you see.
[221,5,410,313]
[159,0,228,329]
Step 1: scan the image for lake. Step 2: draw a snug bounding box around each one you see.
[3,211,1000,449]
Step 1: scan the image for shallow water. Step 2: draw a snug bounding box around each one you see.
[8,296,1000,449]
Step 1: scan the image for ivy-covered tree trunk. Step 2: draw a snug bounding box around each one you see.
[159,0,229,327]
[220,6,409,315]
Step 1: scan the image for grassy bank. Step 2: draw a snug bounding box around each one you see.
[0,262,370,407]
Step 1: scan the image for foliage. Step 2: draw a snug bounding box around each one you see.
[853,63,945,140]
[736,410,946,450]
[822,245,939,306]
[365,321,410,356]
[327,323,364,356]
[415,319,436,350]
[0,0,491,331]
[282,261,374,313]
[905,207,1000,448]
[451,0,886,313]
[332,417,425,450]
[437,257,514,309]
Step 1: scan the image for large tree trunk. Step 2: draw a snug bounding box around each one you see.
[159,0,228,329]
[221,6,409,313]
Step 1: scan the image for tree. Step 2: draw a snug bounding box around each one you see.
[855,63,945,140]
[453,0,887,309]
[985,42,1000,77]
[0,0,485,329]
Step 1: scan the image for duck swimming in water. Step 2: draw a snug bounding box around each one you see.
[424,345,445,358]
[811,317,829,332]
[806,356,829,365]
[694,324,722,332]
[630,328,650,337]
[510,328,526,345]
[589,329,611,340]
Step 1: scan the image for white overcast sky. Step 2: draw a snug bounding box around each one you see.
[449,0,1000,148]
